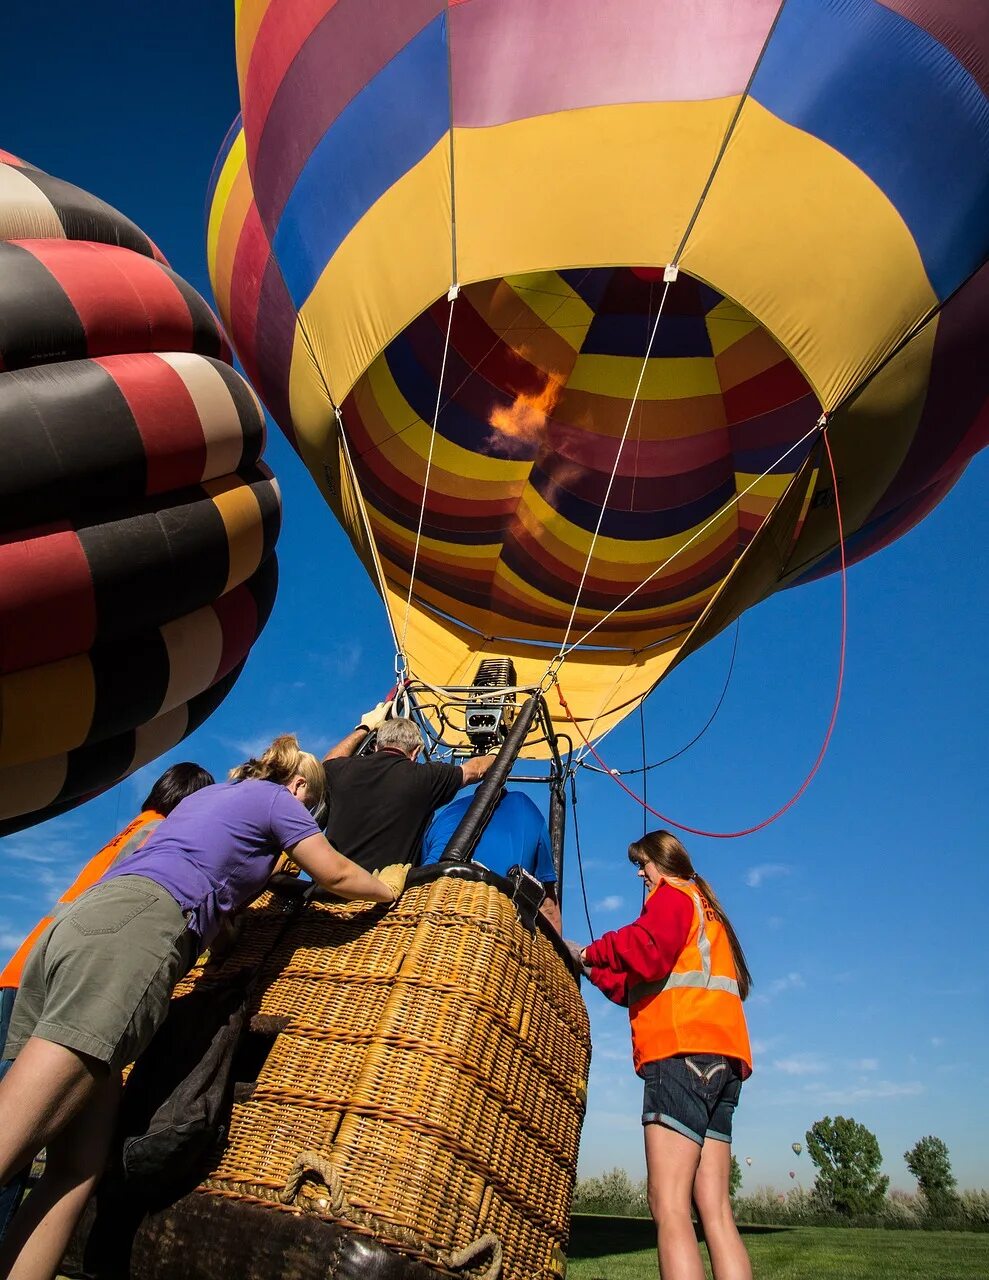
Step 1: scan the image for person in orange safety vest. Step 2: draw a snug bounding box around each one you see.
[573,831,754,1280]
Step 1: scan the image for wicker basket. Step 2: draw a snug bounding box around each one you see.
[164,865,591,1279]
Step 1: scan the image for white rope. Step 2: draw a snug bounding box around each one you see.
[335,405,403,656]
[399,284,459,668]
[556,275,675,659]
[559,416,827,659]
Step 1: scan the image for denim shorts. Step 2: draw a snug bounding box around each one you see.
[641,1053,743,1146]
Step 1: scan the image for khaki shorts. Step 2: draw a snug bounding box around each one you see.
[6,876,197,1071]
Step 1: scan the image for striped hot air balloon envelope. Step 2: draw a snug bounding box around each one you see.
[0,150,281,833]
[207,0,989,751]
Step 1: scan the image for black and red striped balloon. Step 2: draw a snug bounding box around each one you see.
[0,151,280,833]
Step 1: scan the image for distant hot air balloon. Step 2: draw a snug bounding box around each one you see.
[208,0,989,753]
[745,1157,753,1167]
[789,1170,796,1180]
[0,151,280,832]
[792,1142,803,1156]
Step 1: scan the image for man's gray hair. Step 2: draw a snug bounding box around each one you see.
[375,716,424,756]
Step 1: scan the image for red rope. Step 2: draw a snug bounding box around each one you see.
[556,430,847,840]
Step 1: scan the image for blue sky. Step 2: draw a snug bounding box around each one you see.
[3,1,987,1197]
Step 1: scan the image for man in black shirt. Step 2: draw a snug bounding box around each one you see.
[322,709,495,872]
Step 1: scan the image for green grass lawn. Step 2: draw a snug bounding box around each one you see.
[567,1214,989,1279]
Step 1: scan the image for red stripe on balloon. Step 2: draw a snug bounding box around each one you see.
[95,353,207,494]
[228,204,267,377]
[22,241,194,357]
[212,578,260,680]
[722,359,812,425]
[0,523,96,674]
[243,0,340,163]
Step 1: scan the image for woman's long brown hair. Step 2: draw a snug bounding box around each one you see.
[628,830,752,1000]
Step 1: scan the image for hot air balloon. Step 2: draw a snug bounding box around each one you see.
[746,1157,753,1167]
[207,0,989,755]
[144,4,988,1280]
[789,1171,796,1180]
[0,151,280,833]
[792,1142,803,1156]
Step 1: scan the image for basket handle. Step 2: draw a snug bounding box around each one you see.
[280,1151,503,1279]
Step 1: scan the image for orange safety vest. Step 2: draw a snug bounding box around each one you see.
[0,809,164,988]
[627,876,752,1074]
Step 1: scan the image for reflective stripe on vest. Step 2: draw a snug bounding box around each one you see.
[628,882,740,1004]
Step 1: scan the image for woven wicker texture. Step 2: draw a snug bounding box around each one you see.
[182,874,590,1279]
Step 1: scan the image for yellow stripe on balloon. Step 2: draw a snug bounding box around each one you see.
[566,353,722,401]
[0,753,68,823]
[734,471,795,502]
[212,161,254,332]
[383,551,709,653]
[0,656,95,766]
[704,297,761,358]
[207,129,248,312]
[201,475,265,596]
[359,353,532,484]
[679,100,937,411]
[368,504,501,564]
[714,327,797,394]
[350,379,527,504]
[517,483,738,568]
[454,99,740,291]
[502,272,594,352]
[235,0,271,92]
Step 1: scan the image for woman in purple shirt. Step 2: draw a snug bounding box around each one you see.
[0,734,405,1280]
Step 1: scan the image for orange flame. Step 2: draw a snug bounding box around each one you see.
[487,374,563,448]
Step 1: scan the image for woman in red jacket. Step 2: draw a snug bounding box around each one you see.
[578,831,753,1280]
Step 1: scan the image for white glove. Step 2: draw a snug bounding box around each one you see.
[356,699,394,733]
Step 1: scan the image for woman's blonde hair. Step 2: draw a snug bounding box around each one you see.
[229,734,325,812]
[628,830,752,1001]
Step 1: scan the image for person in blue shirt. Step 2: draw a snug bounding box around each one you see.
[421,789,562,932]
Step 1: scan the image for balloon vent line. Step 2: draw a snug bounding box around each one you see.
[554,432,847,840]
[399,285,459,668]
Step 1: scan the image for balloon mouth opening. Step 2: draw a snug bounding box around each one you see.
[341,265,821,649]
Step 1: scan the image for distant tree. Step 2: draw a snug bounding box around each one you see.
[806,1115,889,1216]
[904,1136,958,1215]
[572,1167,648,1216]
[729,1153,742,1199]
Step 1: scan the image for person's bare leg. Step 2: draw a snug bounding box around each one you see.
[692,1139,752,1280]
[644,1123,704,1280]
[0,1038,104,1185]
[0,1065,120,1280]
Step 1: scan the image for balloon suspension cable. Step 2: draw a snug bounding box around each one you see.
[569,773,596,940]
[555,272,676,662]
[399,284,460,671]
[581,620,740,777]
[334,405,403,659]
[555,426,847,839]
